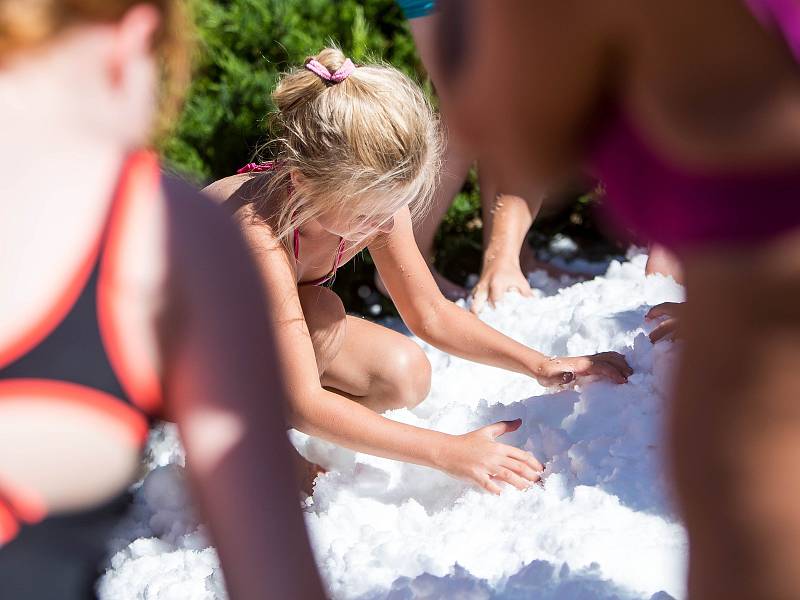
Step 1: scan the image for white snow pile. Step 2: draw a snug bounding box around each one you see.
[98,251,688,600]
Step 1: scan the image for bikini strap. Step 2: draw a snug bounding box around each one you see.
[237,161,276,174]
[293,227,301,260]
[295,234,347,287]
[243,160,346,285]
[333,236,347,272]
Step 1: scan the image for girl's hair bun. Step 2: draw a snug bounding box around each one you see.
[263,47,442,244]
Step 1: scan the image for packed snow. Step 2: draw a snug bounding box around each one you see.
[98,251,688,600]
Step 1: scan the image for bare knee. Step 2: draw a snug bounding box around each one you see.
[297,286,346,375]
[378,340,431,410]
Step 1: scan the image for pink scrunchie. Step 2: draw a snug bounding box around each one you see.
[305,58,356,83]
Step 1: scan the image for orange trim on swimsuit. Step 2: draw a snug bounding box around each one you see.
[0,232,102,372]
[0,501,19,545]
[0,379,149,445]
[97,151,163,416]
[0,479,47,527]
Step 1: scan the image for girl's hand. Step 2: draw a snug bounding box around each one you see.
[646,302,683,343]
[534,353,632,386]
[470,262,533,314]
[435,419,544,494]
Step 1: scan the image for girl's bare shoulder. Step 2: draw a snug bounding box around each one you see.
[202,173,249,202]
[202,173,271,216]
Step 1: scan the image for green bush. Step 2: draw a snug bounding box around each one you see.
[161,1,609,316]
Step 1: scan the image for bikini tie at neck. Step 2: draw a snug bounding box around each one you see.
[305,58,356,83]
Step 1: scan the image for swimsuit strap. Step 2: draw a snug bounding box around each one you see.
[236,161,276,174]
[745,0,800,62]
[335,236,347,268]
[296,234,346,287]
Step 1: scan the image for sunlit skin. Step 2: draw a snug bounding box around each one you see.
[0,6,323,598]
[205,171,632,495]
[645,245,685,343]
[405,12,551,307]
[437,1,800,597]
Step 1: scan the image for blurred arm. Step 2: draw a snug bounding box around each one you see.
[435,0,615,191]
[160,181,325,600]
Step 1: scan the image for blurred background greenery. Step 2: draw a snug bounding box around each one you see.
[162,0,615,316]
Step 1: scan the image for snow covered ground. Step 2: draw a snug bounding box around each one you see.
[98,251,688,600]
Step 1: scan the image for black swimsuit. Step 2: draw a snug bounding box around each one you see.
[0,152,162,599]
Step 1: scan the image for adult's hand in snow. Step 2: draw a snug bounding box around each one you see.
[470,262,533,314]
[646,302,684,343]
[435,419,544,494]
[534,353,632,386]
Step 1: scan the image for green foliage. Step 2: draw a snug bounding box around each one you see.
[436,168,483,285]
[160,1,608,316]
[161,0,422,182]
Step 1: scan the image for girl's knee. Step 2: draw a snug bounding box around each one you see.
[383,340,431,409]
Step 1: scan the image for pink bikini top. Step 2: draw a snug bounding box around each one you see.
[588,0,800,252]
[237,162,346,286]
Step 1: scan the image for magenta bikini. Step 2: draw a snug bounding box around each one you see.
[591,0,800,251]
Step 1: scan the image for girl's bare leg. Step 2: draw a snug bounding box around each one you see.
[674,233,800,599]
[298,286,432,414]
[321,315,432,413]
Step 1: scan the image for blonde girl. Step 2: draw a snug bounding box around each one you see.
[206,48,632,493]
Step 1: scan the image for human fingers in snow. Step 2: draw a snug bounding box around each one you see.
[646,302,684,343]
[470,262,533,314]
[435,419,544,495]
[534,352,633,386]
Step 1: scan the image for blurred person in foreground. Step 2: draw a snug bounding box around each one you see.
[0,1,324,598]
[435,1,800,598]
[397,0,588,312]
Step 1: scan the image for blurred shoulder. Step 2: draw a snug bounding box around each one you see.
[160,174,258,272]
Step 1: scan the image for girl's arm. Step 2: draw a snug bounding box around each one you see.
[161,182,324,600]
[371,207,631,385]
[233,206,543,494]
